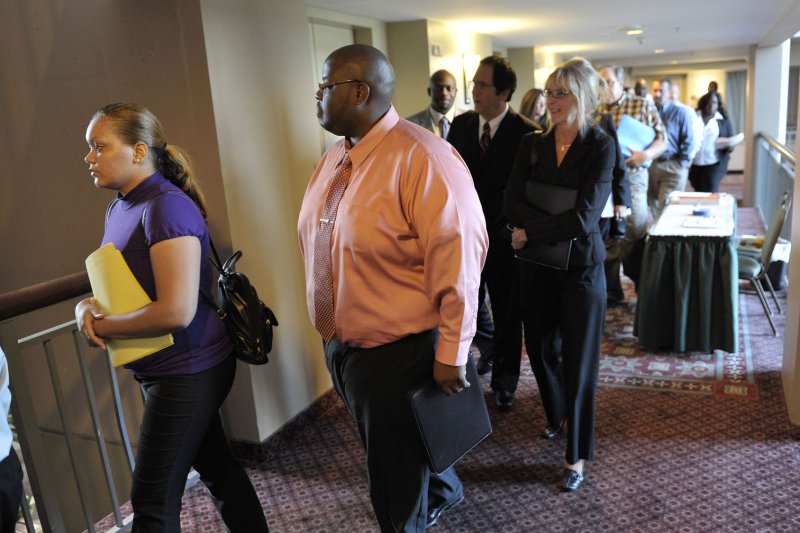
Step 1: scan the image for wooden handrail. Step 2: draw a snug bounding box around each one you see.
[0,271,90,321]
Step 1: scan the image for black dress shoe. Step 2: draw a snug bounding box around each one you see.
[426,493,464,528]
[560,468,585,492]
[493,390,515,412]
[476,355,493,375]
[541,421,565,440]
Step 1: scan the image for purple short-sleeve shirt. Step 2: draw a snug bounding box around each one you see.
[101,172,231,376]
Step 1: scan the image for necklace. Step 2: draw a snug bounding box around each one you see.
[559,143,571,152]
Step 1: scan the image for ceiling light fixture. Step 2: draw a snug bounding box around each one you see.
[619,24,644,36]
[654,49,665,54]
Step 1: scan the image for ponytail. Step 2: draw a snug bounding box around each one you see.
[157,144,208,219]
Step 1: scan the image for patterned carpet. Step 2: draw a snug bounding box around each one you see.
[601,292,758,401]
[154,276,800,533]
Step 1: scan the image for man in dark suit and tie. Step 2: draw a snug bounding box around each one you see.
[408,69,496,362]
[448,55,536,411]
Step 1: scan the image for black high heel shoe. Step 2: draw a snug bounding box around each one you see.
[560,468,585,492]
[541,420,565,440]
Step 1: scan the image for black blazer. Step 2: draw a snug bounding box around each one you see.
[504,126,615,267]
[448,109,536,241]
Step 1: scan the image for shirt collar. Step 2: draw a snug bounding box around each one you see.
[609,91,627,109]
[478,104,510,138]
[429,106,455,124]
[118,172,164,205]
[345,106,400,170]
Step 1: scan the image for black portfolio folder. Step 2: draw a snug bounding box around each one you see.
[514,181,578,270]
[408,354,492,475]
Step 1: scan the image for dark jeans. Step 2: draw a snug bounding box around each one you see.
[0,448,23,533]
[325,331,463,533]
[132,356,268,532]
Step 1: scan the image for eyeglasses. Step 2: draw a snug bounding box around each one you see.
[544,89,572,99]
[468,80,493,91]
[317,79,364,92]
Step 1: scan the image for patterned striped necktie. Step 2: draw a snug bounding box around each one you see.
[312,153,352,342]
[480,122,491,155]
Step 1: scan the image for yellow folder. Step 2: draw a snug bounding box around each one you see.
[85,243,174,367]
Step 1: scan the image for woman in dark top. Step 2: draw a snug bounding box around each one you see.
[504,58,614,492]
[75,103,268,531]
[689,91,735,192]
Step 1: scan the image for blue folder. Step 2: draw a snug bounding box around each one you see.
[617,114,657,168]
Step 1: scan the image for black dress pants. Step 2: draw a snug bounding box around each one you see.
[325,331,463,533]
[482,238,523,393]
[132,355,268,532]
[688,163,721,193]
[518,261,605,464]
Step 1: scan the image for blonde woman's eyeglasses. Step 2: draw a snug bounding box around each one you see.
[544,89,571,99]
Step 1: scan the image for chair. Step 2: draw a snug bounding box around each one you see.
[737,191,792,335]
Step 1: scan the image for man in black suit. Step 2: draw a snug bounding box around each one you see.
[407,70,496,362]
[448,55,536,412]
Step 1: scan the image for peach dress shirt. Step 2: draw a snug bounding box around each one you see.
[298,106,488,366]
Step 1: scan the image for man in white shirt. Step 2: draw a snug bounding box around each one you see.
[1,347,24,533]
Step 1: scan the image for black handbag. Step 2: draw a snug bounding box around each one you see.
[514,182,578,270]
[203,240,278,365]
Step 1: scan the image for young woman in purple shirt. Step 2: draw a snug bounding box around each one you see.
[75,103,268,532]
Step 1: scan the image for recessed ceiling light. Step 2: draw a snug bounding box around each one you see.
[654,49,665,54]
[619,24,644,36]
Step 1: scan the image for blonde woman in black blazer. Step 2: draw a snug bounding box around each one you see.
[504,57,615,492]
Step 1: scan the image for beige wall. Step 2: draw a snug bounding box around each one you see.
[0,0,229,294]
[307,6,388,54]
[387,20,431,117]
[508,47,535,112]
[199,0,334,442]
[387,19,493,117]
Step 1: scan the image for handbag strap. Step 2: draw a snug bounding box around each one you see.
[201,236,224,312]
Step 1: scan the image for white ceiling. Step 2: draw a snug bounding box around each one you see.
[307,0,800,67]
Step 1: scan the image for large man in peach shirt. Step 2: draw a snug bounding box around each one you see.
[298,45,488,532]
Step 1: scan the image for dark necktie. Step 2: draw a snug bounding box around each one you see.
[439,116,450,139]
[480,122,491,155]
[312,153,352,342]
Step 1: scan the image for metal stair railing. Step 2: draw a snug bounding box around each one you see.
[0,272,138,533]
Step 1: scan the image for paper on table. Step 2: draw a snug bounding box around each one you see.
[85,243,173,367]
[715,132,744,149]
[681,217,720,229]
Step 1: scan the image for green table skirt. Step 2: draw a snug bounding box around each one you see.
[634,236,739,353]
